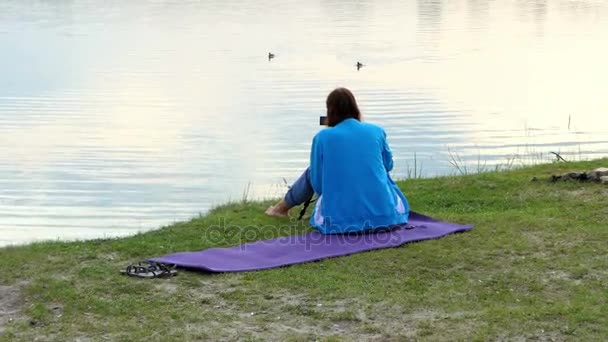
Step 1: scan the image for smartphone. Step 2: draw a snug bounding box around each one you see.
[319,116,328,126]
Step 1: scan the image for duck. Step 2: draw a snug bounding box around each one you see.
[268,52,275,60]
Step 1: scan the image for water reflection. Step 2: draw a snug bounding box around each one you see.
[0,0,607,246]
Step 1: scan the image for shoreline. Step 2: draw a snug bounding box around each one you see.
[3,156,603,250]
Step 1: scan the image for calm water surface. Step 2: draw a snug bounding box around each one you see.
[1,0,607,245]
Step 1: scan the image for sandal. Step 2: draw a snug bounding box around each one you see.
[120,261,177,279]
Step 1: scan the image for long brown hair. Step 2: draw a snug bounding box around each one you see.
[326,87,362,127]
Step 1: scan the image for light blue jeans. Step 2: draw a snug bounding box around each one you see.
[284,167,315,207]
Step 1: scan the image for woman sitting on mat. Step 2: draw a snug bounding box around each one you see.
[266,87,410,234]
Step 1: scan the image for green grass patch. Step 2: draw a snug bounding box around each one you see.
[1,159,607,341]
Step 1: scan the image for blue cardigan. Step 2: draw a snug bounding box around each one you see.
[309,118,410,234]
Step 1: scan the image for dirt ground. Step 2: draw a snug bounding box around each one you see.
[0,283,22,337]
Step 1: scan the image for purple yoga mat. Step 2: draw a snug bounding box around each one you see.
[150,212,473,273]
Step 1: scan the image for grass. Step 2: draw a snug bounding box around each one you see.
[1,159,607,341]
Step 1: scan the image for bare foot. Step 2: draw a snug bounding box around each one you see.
[265,206,288,218]
[265,200,290,218]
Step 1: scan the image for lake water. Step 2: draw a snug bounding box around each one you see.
[1,0,607,246]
